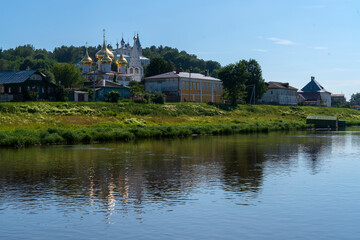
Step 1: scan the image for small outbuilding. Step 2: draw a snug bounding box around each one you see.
[306,115,338,129]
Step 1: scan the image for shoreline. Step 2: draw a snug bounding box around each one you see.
[1,102,360,148]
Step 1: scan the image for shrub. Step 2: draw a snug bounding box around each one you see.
[23,90,38,101]
[151,92,165,104]
[106,91,121,103]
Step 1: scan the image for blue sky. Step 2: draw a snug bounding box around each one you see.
[1,0,360,98]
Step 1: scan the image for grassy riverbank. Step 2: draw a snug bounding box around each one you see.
[1,101,360,147]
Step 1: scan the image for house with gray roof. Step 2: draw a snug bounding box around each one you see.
[144,70,223,102]
[0,70,57,101]
[259,81,298,105]
[298,76,331,107]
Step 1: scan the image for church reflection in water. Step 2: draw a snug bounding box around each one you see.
[0,131,337,216]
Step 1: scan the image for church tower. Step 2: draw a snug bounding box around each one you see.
[116,38,127,74]
[101,48,112,76]
[81,45,92,74]
[127,34,143,82]
[95,29,114,72]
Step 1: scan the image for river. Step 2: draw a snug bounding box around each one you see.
[1,130,360,239]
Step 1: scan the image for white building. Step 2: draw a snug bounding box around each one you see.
[81,31,149,85]
[259,82,298,105]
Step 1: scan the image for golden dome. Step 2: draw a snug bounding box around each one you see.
[116,54,127,66]
[96,30,114,60]
[81,48,93,65]
[101,49,112,64]
[96,44,114,61]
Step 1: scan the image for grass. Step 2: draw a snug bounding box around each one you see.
[0,101,360,148]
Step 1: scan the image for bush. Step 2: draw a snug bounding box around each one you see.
[106,91,121,103]
[151,92,165,104]
[23,90,38,101]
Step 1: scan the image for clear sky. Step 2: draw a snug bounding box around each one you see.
[1,0,360,98]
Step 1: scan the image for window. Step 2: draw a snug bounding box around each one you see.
[42,87,45,93]
[130,68,133,74]
[0,86,4,93]
[19,87,22,93]
[135,68,139,74]
[8,87,11,93]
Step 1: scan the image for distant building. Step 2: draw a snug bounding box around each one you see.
[331,94,346,106]
[259,81,298,105]
[0,70,56,102]
[80,31,149,86]
[68,90,89,102]
[144,70,223,103]
[298,76,331,107]
[80,79,131,101]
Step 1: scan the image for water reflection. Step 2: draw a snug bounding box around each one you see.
[0,131,356,217]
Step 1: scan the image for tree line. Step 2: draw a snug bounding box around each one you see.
[0,44,221,75]
[0,44,267,105]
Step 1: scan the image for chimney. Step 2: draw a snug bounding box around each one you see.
[204,70,208,77]
[176,69,180,74]
[311,76,315,81]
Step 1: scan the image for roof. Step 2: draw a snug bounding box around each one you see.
[266,81,297,90]
[94,80,129,88]
[301,78,328,93]
[306,115,338,121]
[0,70,39,84]
[144,71,221,82]
[331,94,345,97]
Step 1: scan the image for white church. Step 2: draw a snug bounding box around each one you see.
[80,30,150,86]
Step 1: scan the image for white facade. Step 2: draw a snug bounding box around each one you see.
[320,92,331,107]
[260,88,298,105]
[127,36,144,82]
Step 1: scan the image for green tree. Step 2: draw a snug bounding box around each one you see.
[128,80,145,97]
[55,85,68,101]
[350,93,360,105]
[218,61,249,105]
[151,92,166,104]
[106,91,121,103]
[243,59,267,104]
[51,63,84,88]
[145,57,174,77]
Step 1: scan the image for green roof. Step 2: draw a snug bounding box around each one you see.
[306,115,338,121]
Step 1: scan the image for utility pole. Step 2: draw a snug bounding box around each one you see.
[247,84,256,105]
[188,67,192,102]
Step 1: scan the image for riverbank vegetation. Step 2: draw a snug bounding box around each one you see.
[1,102,360,147]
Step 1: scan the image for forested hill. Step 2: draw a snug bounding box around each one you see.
[142,46,221,76]
[0,44,221,76]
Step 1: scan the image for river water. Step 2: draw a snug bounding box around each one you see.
[1,130,360,239]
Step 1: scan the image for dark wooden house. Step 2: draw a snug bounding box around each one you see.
[0,70,57,101]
